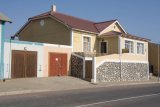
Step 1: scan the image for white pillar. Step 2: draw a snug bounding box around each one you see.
[91,57,96,83]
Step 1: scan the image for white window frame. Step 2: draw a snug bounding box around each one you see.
[125,40,134,53]
[137,42,145,54]
[82,35,92,52]
[99,40,108,54]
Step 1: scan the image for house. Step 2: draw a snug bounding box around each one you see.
[148,42,160,76]
[13,5,150,83]
[0,12,11,79]
[0,5,150,83]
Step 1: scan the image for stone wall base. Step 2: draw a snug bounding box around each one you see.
[71,55,83,78]
[97,62,148,82]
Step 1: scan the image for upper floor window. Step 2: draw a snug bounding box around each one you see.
[83,37,91,52]
[125,40,134,53]
[137,42,144,54]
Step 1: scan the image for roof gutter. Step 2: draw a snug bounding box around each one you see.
[72,28,99,35]
[14,20,31,37]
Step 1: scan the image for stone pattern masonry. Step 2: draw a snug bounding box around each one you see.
[71,55,83,78]
[97,62,148,82]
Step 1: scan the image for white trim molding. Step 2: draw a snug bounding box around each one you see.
[43,43,72,48]
[85,57,93,60]
[82,34,92,52]
[115,20,127,34]
[96,60,120,68]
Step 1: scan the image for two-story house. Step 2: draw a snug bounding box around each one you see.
[13,5,150,83]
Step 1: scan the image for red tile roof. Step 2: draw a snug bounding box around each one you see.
[124,33,150,42]
[28,11,150,42]
[94,20,117,32]
[30,11,115,33]
[100,31,150,42]
[51,11,99,33]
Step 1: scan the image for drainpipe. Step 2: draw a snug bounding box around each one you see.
[8,36,14,79]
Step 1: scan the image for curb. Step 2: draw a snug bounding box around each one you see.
[0,81,159,97]
[96,81,159,88]
[0,89,52,97]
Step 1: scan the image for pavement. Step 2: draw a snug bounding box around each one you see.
[0,76,159,96]
[0,83,160,107]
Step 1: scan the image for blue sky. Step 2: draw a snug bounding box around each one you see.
[0,0,160,43]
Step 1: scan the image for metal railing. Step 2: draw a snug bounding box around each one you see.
[74,52,108,57]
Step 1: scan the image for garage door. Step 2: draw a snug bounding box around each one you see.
[11,50,37,78]
[49,53,67,76]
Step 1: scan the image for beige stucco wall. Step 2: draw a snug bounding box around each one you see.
[43,44,72,77]
[100,22,124,35]
[97,36,119,54]
[148,43,160,75]
[19,17,71,45]
[120,37,148,62]
[73,30,97,52]
[96,54,120,66]
[95,37,148,67]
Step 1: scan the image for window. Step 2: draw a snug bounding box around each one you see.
[137,43,144,54]
[83,37,91,52]
[100,42,108,53]
[125,40,134,53]
[40,20,45,27]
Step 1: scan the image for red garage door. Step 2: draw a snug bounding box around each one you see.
[49,53,67,76]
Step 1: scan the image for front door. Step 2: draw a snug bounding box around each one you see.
[100,41,107,53]
[49,53,67,76]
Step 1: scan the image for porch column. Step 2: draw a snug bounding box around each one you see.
[91,57,96,83]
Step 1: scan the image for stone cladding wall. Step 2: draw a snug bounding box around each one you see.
[97,62,148,82]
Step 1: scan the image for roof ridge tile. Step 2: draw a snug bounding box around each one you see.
[94,19,117,24]
[51,11,96,23]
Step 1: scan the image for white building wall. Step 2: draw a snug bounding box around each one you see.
[0,22,1,42]
[0,22,2,59]
[4,41,44,79]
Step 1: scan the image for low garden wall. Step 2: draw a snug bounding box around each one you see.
[96,62,149,82]
[94,54,149,82]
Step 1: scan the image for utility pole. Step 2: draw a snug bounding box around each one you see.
[158,42,160,82]
[118,36,122,81]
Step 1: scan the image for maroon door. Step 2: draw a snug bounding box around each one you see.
[11,50,37,78]
[49,53,67,76]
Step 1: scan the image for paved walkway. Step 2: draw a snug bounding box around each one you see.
[0,76,159,96]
